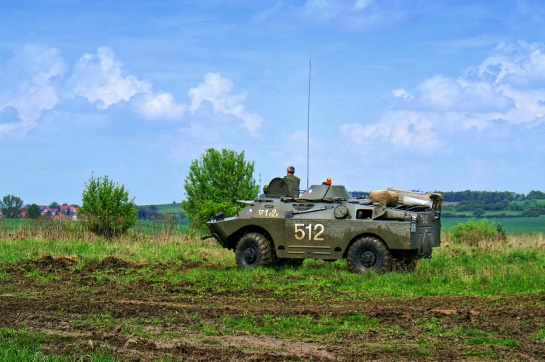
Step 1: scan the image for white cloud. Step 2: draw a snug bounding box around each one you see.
[2,45,263,136]
[0,44,66,136]
[392,88,413,100]
[340,111,441,151]
[69,50,263,132]
[70,47,151,109]
[188,72,263,136]
[134,91,186,120]
[341,40,545,150]
[416,75,513,112]
[70,46,191,122]
[468,40,545,88]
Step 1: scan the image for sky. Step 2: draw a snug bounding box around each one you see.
[1,0,545,206]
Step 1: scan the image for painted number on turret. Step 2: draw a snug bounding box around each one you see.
[258,209,278,217]
[294,223,325,241]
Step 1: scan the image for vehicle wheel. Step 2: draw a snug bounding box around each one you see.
[235,233,274,268]
[347,236,393,274]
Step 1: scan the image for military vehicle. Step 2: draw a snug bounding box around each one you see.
[206,177,443,273]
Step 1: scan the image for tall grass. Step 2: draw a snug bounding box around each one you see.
[0,217,189,243]
[1,217,544,298]
[0,217,224,265]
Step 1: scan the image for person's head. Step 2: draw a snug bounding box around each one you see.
[287,166,295,175]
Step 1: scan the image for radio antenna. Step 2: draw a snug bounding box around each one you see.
[306,59,311,190]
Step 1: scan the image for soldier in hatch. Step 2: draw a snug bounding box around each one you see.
[285,165,300,189]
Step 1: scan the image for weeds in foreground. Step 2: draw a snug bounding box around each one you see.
[0,217,189,243]
[0,327,119,361]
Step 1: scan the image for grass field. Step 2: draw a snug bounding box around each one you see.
[1,218,545,360]
[442,215,545,233]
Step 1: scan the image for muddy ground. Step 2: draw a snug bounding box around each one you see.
[1,256,544,361]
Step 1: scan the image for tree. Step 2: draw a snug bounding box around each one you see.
[182,148,259,230]
[26,204,41,219]
[49,202,60,209]
[527,190,545,200]
[0,195,24,218]
[79,174,137,237]
[473,207,485,218]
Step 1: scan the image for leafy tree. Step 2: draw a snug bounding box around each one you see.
[49,202,60,209]
[473,207,484,218]
[26,204,41,219]
[79,174,138,238]
[182,148,259,230]
[527,190,545,200]
[0,195,24,218]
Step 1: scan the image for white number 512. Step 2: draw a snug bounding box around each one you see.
[294,223,325,241]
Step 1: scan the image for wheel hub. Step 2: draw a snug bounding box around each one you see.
[360,250,376,268]
[244,246,258,264]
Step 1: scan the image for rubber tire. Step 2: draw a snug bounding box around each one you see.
[235,233,274,268]
[347,236,393,274]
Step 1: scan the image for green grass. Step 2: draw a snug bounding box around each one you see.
[214,314,381,339]
[535,328,545,341]
[2,220,545,298]
[3,237,543,299]
[1,223,544,360]
[0,228,229,265]
[2,213,545,299]
[139,202,183,213]
[0,328,118,361]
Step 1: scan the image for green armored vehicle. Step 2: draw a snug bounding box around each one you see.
[206,177,443,273]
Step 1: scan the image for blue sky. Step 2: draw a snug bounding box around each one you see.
[1,0,545,205]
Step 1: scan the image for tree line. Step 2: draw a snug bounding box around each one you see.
[438,190,545,218]
[338,189,545,218]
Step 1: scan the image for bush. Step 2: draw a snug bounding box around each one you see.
[448,218,506,245]
[182,148,258,231]
[79,174,137,238]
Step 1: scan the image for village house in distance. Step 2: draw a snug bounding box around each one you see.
[37,204,78,219]
[0,204,78,220]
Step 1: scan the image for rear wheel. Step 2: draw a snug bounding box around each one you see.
[235,233,274,268]
[347,236,393,274]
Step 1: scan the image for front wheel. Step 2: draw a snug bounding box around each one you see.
[235,233,274,268]
[346,236,393,274]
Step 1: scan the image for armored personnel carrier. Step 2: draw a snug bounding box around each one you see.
[206,177,443,273]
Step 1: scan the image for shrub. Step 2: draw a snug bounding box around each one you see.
[448,218,506,245]
[79,174,137,238]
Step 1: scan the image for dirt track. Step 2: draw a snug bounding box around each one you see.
[1,256,545,361]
